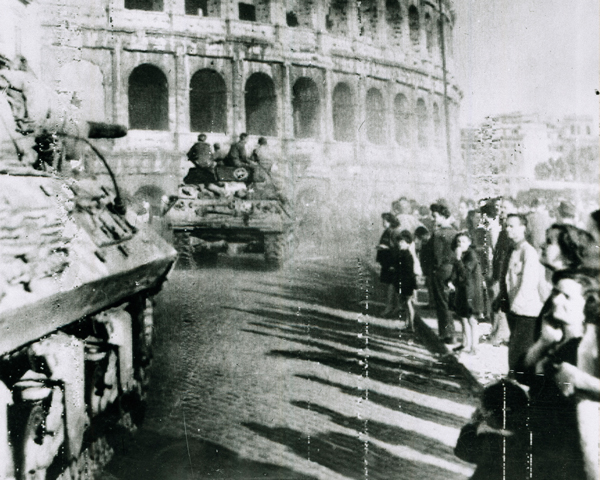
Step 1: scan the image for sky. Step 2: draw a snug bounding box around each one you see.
[453,0,600,127]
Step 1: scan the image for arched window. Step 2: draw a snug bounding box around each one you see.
[125,0,163,11]
[394,93,409,146]
[358,0,378,40]
[332,83,354,141]
[326,0,349,36]
[366,88,384,144]
[424,13,433,53]
[190,69,226,133]
[408,5,419,46]
[293,77,320,139]
[385,0,402,47]
[245,73,277,136]
[128,64,168,131]
[433,102,442,145]
[286,0,314,27]
[416,98,428,148]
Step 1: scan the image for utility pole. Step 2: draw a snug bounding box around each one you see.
[438,0,453,181]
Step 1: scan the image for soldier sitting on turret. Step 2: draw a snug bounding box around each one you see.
[184,133,228,197]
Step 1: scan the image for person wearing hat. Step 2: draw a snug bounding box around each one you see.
[556,200,583,228]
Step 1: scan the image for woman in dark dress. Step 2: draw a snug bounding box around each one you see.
[376,213,401,317]
[450,232,485,354]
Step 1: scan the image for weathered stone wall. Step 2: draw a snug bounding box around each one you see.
[36,0,463,207]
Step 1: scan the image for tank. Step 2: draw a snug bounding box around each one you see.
[165,165,294,268]
[0,20,177,480]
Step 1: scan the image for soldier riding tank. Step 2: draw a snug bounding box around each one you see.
[0,7,177,479]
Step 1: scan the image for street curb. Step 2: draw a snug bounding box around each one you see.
[413,311,484,395]
[365,260,484,395]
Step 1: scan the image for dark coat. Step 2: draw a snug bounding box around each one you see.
[376,228,399,284]
[455,423,529,480]
[187,141,213,168]
[431,226,457,280]
[451,248,485,317]
[224,141,247,167]
[397,249,416,296]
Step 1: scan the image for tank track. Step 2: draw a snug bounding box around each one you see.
[263,230,294,268]
[0,296,156,480]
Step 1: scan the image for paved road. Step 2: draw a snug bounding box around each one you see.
[103,248,478,480]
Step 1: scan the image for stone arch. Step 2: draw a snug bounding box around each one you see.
[286,0,315,27]
[326,0,350,36]
[358,0,378,40]
[416,98,428,148]
[57,60,105,122]
[408,5,420,46]
[245,72,277,136]
[125,0,163,11]
[292,77,320,139]
[385,0,402,47]
[366,88,384,144]
[190,69,226,133]
[128,64,169,131]
[332,82,355,142]
[394,93,409,146]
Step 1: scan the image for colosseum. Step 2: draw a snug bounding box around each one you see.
[23,0,463,219]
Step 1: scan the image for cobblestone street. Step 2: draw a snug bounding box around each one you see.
[104,248,479,480]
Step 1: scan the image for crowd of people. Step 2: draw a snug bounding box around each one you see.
[376,194,599,480]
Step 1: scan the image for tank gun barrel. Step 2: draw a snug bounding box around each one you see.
[86,122,127,139]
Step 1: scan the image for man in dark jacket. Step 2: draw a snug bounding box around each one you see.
[225,132,249,168]
[187,133,214,170]
[428,202,458,344]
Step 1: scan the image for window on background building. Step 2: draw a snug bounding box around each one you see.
[239,3,256,20]
[286,11,299,26]
[366,88,385,144]
[332,82,354,141]
[245,72,277,136]
[433,102,441,144]
[394,93,409,146]
[326,0,349,36]
[185,0,207,15]
[128,64,168,130]
[125,0,163,11]
[571,125,575,135]
[293,78,320,139]
[416,98,428,147]
[586,125,591,135]
[190,69,226,133]
[385,0,402,47]
[408,5,419,45]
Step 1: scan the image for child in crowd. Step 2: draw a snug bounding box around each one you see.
[454,378,530,480]
[450,232,485,354]
[394,230,417,332]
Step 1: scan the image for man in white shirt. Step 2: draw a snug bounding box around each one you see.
[498,214,550,372]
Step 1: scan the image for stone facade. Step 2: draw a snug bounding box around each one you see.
[36,0,463,213]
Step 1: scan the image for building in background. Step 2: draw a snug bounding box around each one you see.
[461,113,598,201]
[28,0,462,217]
